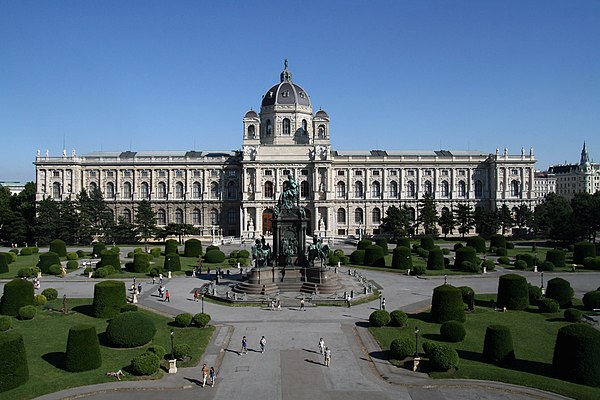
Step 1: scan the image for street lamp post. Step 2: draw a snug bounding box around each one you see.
[414,326,420,357]
[168,329,178,373]
[170,329,175,359]
[379,294,382,310]
[201,294,205,314]
[541,271,544,295]
[444,274,447,285]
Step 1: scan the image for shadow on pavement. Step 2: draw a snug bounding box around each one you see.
[184,377,202,386]
[304,358,324,366]
[368,350,388,361]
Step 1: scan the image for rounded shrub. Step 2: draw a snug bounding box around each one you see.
[389,310,408,327]
[131,351,160,376]
[458,286,475,305]
[411,264,426,276]
[490,234,506,250]
[564,308,583,322]
[466,236,486,253]
[537,298,559,313]
[17,267,36,278]
[545,277,574,308]
[553,324,600,387]
[0,316,11,332]
[422,341,439,356]
[461,261,480,273]
[20,247,33,256]
[92,243,106,257]
[150,248,161,258]
[420,236,435,251]
[0,331,29,391]
[229,250,239,259]
[49,239,67,257]
[369,310,391,327]
[429,344,459,371]
[506,242,515,250]
[453,242,464,251]
[391,246,412,269]
[149,266,164,277]
[357,239,372,250]
[205,245,220,253]
[389,337,413,360]
[582,290,600,310]
[92,280,127,318]
[66,252,78,260]
[18,305,37,320]
[37,251,60,274]
[495,247,508,256]
[238,249,250,258]
[498,256,511,265]
[375,238,389,255]
[33,294,47,306]
[455,246,478,269]
[65,324,102,372]
[396,237,410,248]
[573,241,596,264]
[173,343,192,360]
[76,249,87,258]
[496,274,529,310]
[163,253,182,271]
[528,284,542,302]
[540,261,555,272]
[583,257,600,270]
[175,313,193,327]
[364,245,385,267]
[204,250,225,264]
[483,325,515,365]
[147,345,166,360]
[416,247,428,259]
[184,238,203,257]
[93,265,115,278]
[482,259,495,272]
[48,264,62,276]
[106,311,156,348]
[193,313,211,327]
[66,260,78,270]
[440,320,466,342]
[41,288,58,301]
[120,304,138,313]
[0,279,34,316]
[515,254,534,269]
[349,250,365,265]
[514,260,528,270]
[430,285,466,323]
[427,248,445,270]
[131,253,151,273]
[545,249,566,269]
[97,250,121,271]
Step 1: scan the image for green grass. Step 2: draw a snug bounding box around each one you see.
[1,298,214,400]
[369,297,600,400]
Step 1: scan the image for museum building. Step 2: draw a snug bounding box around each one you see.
[34,62,537,240]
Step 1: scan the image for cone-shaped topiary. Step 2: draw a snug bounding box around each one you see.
[489,234,506,250]
[466,236,486,253]
[427,248,445,270]
[0,331,29,391]
[391,246,412,269]
[420,236,435,250]
[0,253,8,273]
[65,324,102,372]
[431,284,466,323]
[375,238,389,255]
[92,243,106,257]
[573,241,596,264]
[37,251,60,274]
[455,246,479,269]
[545,249,566,269]
[483,325,515,365]
[545,277,574,308]
[349,250,365,265]
[553,323,600,387]
[364,245,385,267]
[396,237,410,248]
[96,249,121,271]
[184,239,203,257]
[131,253,151,273]
[165,239,179,255]
[92,280,126,318]
[496,274,529,310]
[0,279,34,316]
[49,239,67,257]
[106,311,156,348]
[369,310,391,327]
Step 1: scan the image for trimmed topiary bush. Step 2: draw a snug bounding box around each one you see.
[65,324,102,372]
[37,251,60,274]
[163,253,182,271]
[458,286,475,305]
[514,260,527,270]
[33,294,47,306]
[440,320,466,342]
[41,288,58,301]
[528,284,542,302]
[184,238,203,257]
[92,280,126,318]
[537,298,560,313]
[422,341,439,356]
[545,277,574,308]
[420,236,435,251]
[455,246,479,269]
[506,242,515,249]
[92,243,106,257]
[49,239,67,257]
[173,343,192,360]
[375,238,389,255]
[47,264,62,276]
[238,249,250,258]
[131,351,160,376]
[93,265,115,278]
[349,250,365,265]
[411,264,426,276]
[66,260,79,269]
[427,248,445,270]
[0,253,9,273]
[515,253,534,269]
[0,316,11,331]
[573,241,596,264]
[193,313,211,327]
[369,310,391,327]
[106,311,156,348]
[389,310,408,327]
[391,246,412,269]
[66,252,78,260]
[482,259,495,272]
[564,308,583,322]
[175,313,193,327]
[204,250,225,264]
[0,331,29,391]
[390,337,413,359]
[97,250,121,271]
[131,253,151,273]
[430,285,466,323]
[582,290,600,310]
[483,325,515,365]
[461,261,481,273]
[120,304,138,313]
[20,247,33,256]
[357,239,372,250]
[18,305,37,320]
[497,274,529,310]
[498,256,511,265]
[364,245,385,267]
[495,247,508,256]
[583,257,600,270]
[466,236,486,253]
[396,237,410,248]
[429,343,459,371]
[165,239,179,255]
[540,261,555,272]
[490,234,506,250]
[147,345,166,360]
[0,279,34,316]
[545,249,566,269]
[553,323,600,387]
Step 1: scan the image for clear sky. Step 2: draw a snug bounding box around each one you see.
[1,0,599,182]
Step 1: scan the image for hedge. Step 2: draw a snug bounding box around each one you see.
[430,285,466,323]
[131,351,160,376]
[489,234,506,250]
[583,257,600,270]
[349,250,365,265]
[48,239,67,257]
[96,250,121,271]
[573,241,596,264]
[204,250,225,264]
[496,274,529,311]
[553,324,600,387]
[173,343,192,360]
[92,280,126,318]
[582,290,600,310]
[375,238,389,255]
[545,249,566,269]
[440,320,466,342]
[175,313,193,327]
[0,279,34,316]
[356,239,371,250]
[106,312,156,348]
[455,246,479,270]
[545,277,574,308]
[37,252,60,274]
[391,246,412,269]
[427,248,444,270]
[466,236,486,253]
[65,324,102,372]
[420,236,435,251]
[564,308,583,322]
[396,237,411,248]
[165,239,179,255]
[93,265,115,278]
[147,345,166,360]
[92,243,106,257]
[390,337,413,359]
[514,260,528,270]
[483,325,515,365]
[131,253,151,273]
[428,344,459,371]
[182,238,202,257]
[0,331,29,391]
[537,298,560,313]
[389,310,408,327]
[0,254,9,273]
[193,313,211,327]
[364,245,385,267]
[540,261,555,272]
[369,310,391,327]
[19,247,33,256]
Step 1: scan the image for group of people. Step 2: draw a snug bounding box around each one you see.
[318,337,332,367]
[158,285,170,302]
[239,335,267,355]
[200,364,216,387]
[270,300,282,311]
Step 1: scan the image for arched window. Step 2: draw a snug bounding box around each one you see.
[210,182,220,199]
[441,181,449,197]
[248,125,255,138]
[156,209,166,226]
[140,182,149,200]
[458,181,466,197]
[424,181,432,195]
[372,208,381,224]
[175,182,184,199]
[227,181,236,199]
[266,119,272,135]
[89,182,97,193]
[282,118,291,135]
[371,181,381,198]
[192,209,201,225]
[193,182,201,199]
[301,181,309,198]
[318,125,325,138]
[175,208,184,224]
[158,182,167,199]
[123,209,131,224]
[106,182,115,199]
[336,181,346,198]
[408,207,416,222]
[52,182,61,200]
[264,181,274,198]
[511,180,520,197]
[227,209,236,225]
[210,208,219,225]
[475,180,483,198]
[354,181,363,198]
[406,181,415,198]
[354,208,364,224]
[337,208,346,224]
[302,119,307,133]
[389,181,398,198]
[123,182,132,199]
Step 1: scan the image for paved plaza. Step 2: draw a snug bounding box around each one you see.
[2,244,598,400]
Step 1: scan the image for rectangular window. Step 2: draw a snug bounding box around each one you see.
[264,170,272,176]
[106,170,114,177]
[373,170,380,176]
[283,169,291,176]
[441,170,449,176]
[175,170,183,177]
[53,170,60,177]
[227,170,237,177]
[354,170,362,176]
[141,170,149,178]
[158,170,166,178]
[337,170,345,176]
[459,170,466,176]
[390,170,397,176]
[123,170,132,178]
[89,170,97,178]
[407,170,415,176]
[211,169,219,177]
[193,170,202,177]
[301,169,309,176]
[424,170,432,176]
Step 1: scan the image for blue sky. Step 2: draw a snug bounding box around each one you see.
[1,0,599,182]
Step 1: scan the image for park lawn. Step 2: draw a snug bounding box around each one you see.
[369,298,600,400]
[0,254,40,279]
[2,298,215,400]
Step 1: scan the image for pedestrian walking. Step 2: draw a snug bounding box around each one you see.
[164,289,170,302]
[277,300,282,311]
[209,366,216,387]
[241,336,248,355]
[381,297,386,310]
[260,336,266,353]
[300,298,306,311]
[346,294,351,308]
[137,282,142,294]
[152,276,156,285]
[271,300,275,311]
[158,285,164,298]
[324,347,331,367]
[194,290,199,302]
[201,364,209,387]
[318,337,325,355]
[159,273,163,284]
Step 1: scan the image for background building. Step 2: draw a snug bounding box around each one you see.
[548,143,600,200]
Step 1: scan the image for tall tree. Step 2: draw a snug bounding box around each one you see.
[135,200,157,243]
[474,207,499,238]
[112,216,138,244]
[438,208,456,237]
[78,188,113,241]
[416,193,438,235]
[533,193,573,241]
[514,203,533,236]
[13,182,36,244]
[381,205,413,239]
[159,223,199,244]
[496,204,514,235]
[34,197,61,245]
[454,203,475,237]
